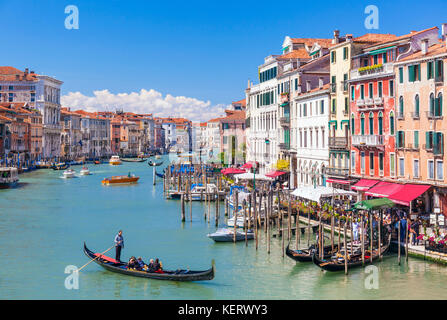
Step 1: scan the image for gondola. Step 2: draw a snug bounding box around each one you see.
[148,160,164,167]
[312,236,391,272]
[83,243,215,281]
[51,163,69,170]
[285,243,339,262]
[121,158,147,163]
[155,170,164,178]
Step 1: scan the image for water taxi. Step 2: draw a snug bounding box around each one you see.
[63,168,76,178]
[0,167,19,189]
[102,174,139,185]
[80,166,90,175]
[109,155,122,165]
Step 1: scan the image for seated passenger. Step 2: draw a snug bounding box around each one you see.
[127,256,137,269]
[147,259,156,272]
[154,258,163,273]
[136,257,145,270]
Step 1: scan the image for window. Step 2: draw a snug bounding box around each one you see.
[383,52,387,63]
[414,131,419,148]
[343,47,348,60]
[351,86,355,100]
[331,99,336,114]
[428,160,434,180]
[361,152,365,174]
[399,67,404,83]
[435,93,443,117]
[414,94,420,117]
[427,61,434,80]
[331,51,336,63]
[320,100,324,114]
[344,97,348,113]
[351,114,355,135]
[351,151,356,173]
[360,85,365,99]
[360,113,365,135]
[436,160,444,180]
[369,112,374,135]
[373,55,378,65]
[397,131,405,148]
[408,64,421,82]
[369,152,374,173]
[399,158,405,177]
[390,153,396,177]
[8,93,13,102]
[413,159,419,178]
[435,60,444,81]
[378,82,383,98]
[379,153,384,175]
[368,83,373,99]
[378,112,383,135]
[389,80,394,97]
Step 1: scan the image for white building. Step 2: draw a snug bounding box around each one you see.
[291,84,330,189]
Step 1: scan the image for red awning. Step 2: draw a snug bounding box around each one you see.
[364,181,404,198]
[265,170,287,178]
[221,168,246,175]
[326,178,350,185]
[351,179,379,191]
[388,184,431,206]
[241,162,253,169]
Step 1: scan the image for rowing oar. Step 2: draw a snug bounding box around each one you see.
[77,245,115,272]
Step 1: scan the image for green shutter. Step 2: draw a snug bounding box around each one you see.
[408,65,414,82]
[399,68,404,83]
[417,64,421,81]
[426,131,430,149]
[414,131,419,148]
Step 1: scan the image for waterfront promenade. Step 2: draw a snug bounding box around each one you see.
[1,157,447,299]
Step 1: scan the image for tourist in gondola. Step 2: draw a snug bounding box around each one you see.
[154,258,163,273]
[114,230,124,263]
[136,257,145,271]
[127,256,137,269]
[352,219,359,244]
[147,259,156,272]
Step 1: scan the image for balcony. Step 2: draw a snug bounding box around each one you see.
[329,137,348,149]
[374,97,384,105]
[396,112,405,120]
[326,167,350,178]
[405,143,420,151]
[352,135,384,147]
[350,63,394,81]
[278,143,290,151]
[340,81,348,92]
[330,83,337,93]
[435,75,444,85]
[426,111,443,120]
[411,112,420,119]
[364,98,374,106]
[356,99,365,107]
[279,116,290,127]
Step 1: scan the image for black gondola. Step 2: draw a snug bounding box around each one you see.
[121,158,147,163]
[83,243,214,281]
[311,237,391,272]
[155,170,164,178]
[148,160,163,167]
[285,243,339,262]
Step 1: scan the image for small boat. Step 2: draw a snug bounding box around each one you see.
[121,158,147,163]
[94,160,102,165]
[102,174,139,185]
[286,243,339,263]
[109,156,122,165]
[52,163,69,170]
[227,215,249,228]
[312,237,391,272]
[155,170,164,178]
[155,155,161,159]
[83,243,214,281]
[80,167,90,175]
[148,160,163,167]
[0,167,19,189]
[207,228,254,242]
[63,168,76,178]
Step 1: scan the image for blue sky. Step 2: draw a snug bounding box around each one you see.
[1,0,447,120]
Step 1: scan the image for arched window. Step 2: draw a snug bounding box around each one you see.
[414,94,419,117]
[430,93,435,116]
[361,113,365,135]
[369,112,374,135]
[399,96,404,118]
[390,111,395,135]
[378,112,383,135]
[351,114,355,135]
[436,92,443,117]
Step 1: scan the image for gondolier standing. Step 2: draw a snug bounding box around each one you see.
[114,230,124,262]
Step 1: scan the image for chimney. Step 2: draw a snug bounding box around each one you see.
[333,30,340,44]
[442,23,447,41]
[421,39,429,55]
[346,34,353,42]
[24,68,29,75]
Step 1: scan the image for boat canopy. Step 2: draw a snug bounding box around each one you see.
[353,198,395,211]
[291,185,357,203]
[233,172,274,181]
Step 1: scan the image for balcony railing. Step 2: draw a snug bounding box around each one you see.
[426,111,443,120]
[278,143,290,151]
[279,116,290,126]
[326,167,350,177]
[411,112,420,119]
[350,63,394,81]
[356,99,365,107]
[340,81,348,92]
[397,112,405,120]
[329,137,348,149]
[330,83,336,93]
[352,135,384,147]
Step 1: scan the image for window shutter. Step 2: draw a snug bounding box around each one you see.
[417,64,421,81]
[399,68,404,83]
[426,131,430,148]
[408,66,414,82]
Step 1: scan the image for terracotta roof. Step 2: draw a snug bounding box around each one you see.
[278,48,311,60]
[222,110,246,121]
[232,98,246,106]
[0,66,38,81]
[290,38,333,48]
[0,114,12,122]
[353,33,398,44]
[400,43,447,62]
[366,27,438,48]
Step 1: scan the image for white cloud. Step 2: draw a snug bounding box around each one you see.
[61,89,229,122]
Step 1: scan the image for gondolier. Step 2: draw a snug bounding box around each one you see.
[114,230,124,262]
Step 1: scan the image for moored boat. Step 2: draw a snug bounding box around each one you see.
[0,167,19,189]
[83,243,214,281]
[51,163,69,170]
[312,237,391,272]
[148,160,163,166]
[286,243,339,263]
[121,158,146,163]
[207,228,254,242]
[109,155,122,165]
[102,174,139,185]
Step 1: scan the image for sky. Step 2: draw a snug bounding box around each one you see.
[1,0,447,121]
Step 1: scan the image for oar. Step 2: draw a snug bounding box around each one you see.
[77,245,115,272]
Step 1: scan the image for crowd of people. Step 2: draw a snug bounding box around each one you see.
[127,256,163,273]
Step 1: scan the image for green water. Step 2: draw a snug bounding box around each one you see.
[0,156,446,299]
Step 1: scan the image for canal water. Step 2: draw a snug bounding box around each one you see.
[1,156,446,299]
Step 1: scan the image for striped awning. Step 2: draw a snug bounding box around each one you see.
[368,46,396,55]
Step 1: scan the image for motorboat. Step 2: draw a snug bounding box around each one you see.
[102,174,139,185]
[207,228,254,242]
[63,168,76,178]
[80,166,90,175]
[109,155,122,165]
[0,167,19,189]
